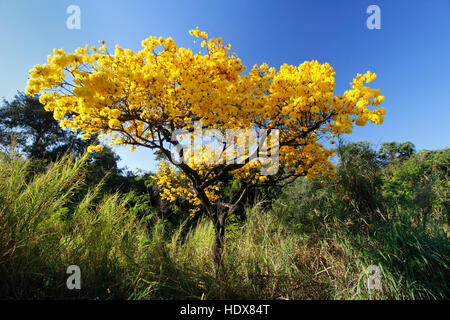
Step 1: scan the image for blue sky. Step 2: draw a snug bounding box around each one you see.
[1,0,449,173]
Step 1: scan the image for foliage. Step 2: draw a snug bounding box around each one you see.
[334,141,384,221]
[0,93,159,203]
[379,141,415,164]
[0,152,148,298]
[24,29,386,208]
[24,29,386,267]
[382,148,449,223]
[0,143,448,300]
[0,92,88,160]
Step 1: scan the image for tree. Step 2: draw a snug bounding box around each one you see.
[382,148,449,222]
[25,29,386,269]
[0,92,145,196]
[0,92,88,160]
[379,141,415,164]
[335,141,383,220]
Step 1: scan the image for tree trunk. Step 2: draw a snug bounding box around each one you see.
[211,211,226,273]
[192,186,227,273]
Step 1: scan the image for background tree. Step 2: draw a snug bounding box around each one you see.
[334,140,383,223]
[379,141,416,164]
[0,92,87,160]
[0,92,154,198]
[25,29,386,269]
[382,148,450,223]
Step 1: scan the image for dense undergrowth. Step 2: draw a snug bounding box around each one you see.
[0,143,448,300]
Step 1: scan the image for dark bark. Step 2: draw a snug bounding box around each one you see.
[211,211,226,272]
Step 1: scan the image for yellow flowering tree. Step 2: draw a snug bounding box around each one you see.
[26,29,385,268]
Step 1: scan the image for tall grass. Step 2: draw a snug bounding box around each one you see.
[0,151,149,298]
[0,151,448,299]
[266,175,449,300]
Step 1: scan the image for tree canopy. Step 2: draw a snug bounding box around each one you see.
[0,92,88,159]
[379,141,416,163]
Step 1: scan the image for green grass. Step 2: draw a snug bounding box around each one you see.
[0,151,448,299]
